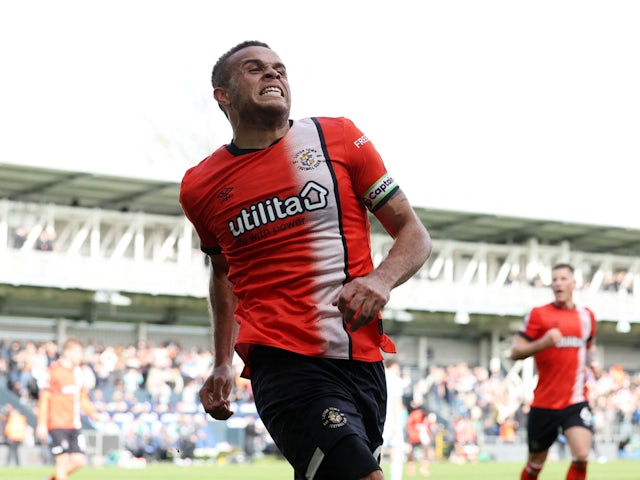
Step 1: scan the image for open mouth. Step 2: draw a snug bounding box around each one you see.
[260,86,282,97]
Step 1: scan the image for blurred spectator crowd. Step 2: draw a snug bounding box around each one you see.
[1,338,639,465]
[12,226,58,252]
[503,270,635,294]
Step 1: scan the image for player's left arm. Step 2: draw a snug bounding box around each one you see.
[586,341,603,379]
[36,389,51,441]
[372,190,432,289]
[334,191,432,331]
[80,388,111,427]
[586,309,602,378]
[80,390,100,421]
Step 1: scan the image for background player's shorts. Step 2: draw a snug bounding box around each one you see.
[527,401,594,453]
[49,428,86,455]
[249,345,386,480]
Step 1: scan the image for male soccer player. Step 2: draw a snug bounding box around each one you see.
[180,40,432,479]
[37,337,101,480]
[510,263,600,480]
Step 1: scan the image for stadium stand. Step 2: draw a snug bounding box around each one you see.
[1,163,639,465]
[1,338,638,465]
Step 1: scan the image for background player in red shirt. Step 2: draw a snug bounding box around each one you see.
[36,337,100,480]
[181,40,432,480]
[510,263,601,480]
[405,406,432,477]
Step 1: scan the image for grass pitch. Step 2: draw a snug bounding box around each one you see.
[3,457,636,479]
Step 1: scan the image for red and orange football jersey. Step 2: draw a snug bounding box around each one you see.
[180,117,398,370]
[518,303,597,409]
[37,361,95,430]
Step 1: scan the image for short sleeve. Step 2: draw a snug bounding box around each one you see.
[341,118,400,212]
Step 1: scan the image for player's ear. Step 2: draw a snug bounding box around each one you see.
[214,87,231,109]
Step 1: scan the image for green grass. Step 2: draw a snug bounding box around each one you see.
[3,457,637,480]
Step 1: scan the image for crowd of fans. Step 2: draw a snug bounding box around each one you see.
[11,226,58,252]
[502,270,635,294]
[0,339,255,465]
[1,338,639,465]
[602,271,635,294]
[404,361,640,462]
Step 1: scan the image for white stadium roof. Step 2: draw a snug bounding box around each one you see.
[2,163,639,257]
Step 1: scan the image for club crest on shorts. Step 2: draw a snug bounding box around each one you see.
[322,407,347,428]
[580,407,593,427]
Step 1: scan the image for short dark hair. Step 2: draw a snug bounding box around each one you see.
[62,336,83,351]
[552,263,574,274]
[211,40,271,88]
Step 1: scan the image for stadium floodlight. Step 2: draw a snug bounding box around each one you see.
[615,319,631,334]
[454,310,470,325]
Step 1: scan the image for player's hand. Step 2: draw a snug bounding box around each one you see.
[543,328,562,348]
[199,364,235,420]
[332,275,390,332]
[92,412,110,427]
[36,424,48,442]
[590,363,604,379]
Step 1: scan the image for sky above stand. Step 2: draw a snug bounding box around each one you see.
[1,0,639,229]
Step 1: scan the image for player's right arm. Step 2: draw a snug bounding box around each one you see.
[36,389,51,441]
[199,253,238,420]
[510,328,562,360]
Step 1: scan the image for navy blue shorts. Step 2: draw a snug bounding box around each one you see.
[49,428,85,455]
[249,345,386,480]
[527,402,594,453]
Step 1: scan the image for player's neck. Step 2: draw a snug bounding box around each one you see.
[553,300,575,310]
[60,357,74,369]
[232,119,291,150]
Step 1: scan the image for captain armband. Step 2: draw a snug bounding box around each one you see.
[362,174,399,212]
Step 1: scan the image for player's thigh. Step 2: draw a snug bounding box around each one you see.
[564,426,592,459]
[54,452,71,471]
[527,408,561,453]
[562,402,593,460]
[250,346,384,478]
[315,434,382,480]
[68,451,87,468]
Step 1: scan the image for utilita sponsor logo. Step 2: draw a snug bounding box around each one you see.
[558,336,585,348]
[228,181,329,237]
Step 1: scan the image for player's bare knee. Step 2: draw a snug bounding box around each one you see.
[573,452,590,462]
[528,451,548,465]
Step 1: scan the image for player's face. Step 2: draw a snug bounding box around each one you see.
[222,46,291,122]
[551,267,576,303]
[65,344,84,366]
